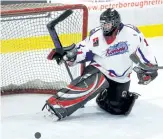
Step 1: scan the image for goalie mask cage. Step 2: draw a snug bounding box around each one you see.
[1,3,88,95]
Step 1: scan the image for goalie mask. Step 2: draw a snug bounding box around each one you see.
[100,8,121,36]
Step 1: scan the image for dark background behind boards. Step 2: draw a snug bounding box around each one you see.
[1,0,49,5]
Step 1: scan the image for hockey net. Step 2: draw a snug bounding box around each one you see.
[1,3,88,95]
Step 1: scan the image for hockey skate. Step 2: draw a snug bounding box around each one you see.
[42,99,68,121]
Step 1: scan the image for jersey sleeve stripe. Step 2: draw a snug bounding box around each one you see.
[137,48,150,63]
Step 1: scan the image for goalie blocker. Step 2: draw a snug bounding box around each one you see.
[42,65,139,120]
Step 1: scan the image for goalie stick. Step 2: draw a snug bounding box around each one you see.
[47,10,74,81]
[130,53,163,71]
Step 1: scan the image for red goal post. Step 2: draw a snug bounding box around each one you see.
[1,3,88,95]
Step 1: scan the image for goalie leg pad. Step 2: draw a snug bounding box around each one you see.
[44,66,109,120]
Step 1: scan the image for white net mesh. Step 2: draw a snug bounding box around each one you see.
[1,3,88,95]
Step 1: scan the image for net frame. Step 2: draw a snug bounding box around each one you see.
[1,3,88,96]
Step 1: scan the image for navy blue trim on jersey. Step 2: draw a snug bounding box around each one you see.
[77,50,95,64]
[139,36,142,42]
[137,48,150,63]
[108,66,131,77]
[118,23,124,32]
[86,50,95,61]
[124,24,141,34]
[77,44,85,49]
[89,27,101,36]
[89,27,101,40]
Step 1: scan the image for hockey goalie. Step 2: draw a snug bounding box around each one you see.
[42,8,158,120]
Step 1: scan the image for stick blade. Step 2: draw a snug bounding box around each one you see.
[47,9,73,29]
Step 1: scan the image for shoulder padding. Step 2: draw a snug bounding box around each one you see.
[124,24,141,34]
[89,27,101,37]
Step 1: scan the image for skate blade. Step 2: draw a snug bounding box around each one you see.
[42,102,65,121]
[43,111,59,121]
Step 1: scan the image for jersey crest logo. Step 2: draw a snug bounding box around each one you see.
[106,41,129,57]
[93,37,99,47]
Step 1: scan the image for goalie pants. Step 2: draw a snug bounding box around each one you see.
[96,78,138,115]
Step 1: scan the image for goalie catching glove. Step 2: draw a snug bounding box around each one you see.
[133,66,158,85]
[47,43,77,65]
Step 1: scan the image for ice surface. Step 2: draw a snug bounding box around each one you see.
[1,37,163,139]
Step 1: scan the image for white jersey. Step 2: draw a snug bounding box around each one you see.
[70,23,157,83]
